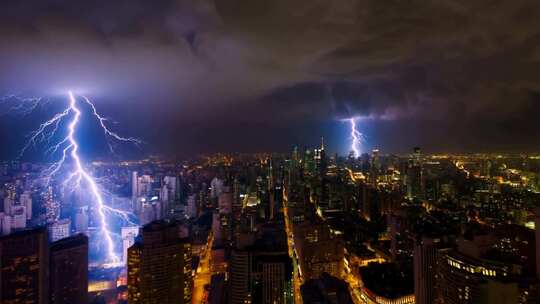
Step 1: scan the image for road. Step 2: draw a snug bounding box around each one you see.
[192,233,214,304]
[283,188,303,304]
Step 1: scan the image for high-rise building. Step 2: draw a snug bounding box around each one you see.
[128,220,192,304]
[414,237,446,304]
[211,177,225,199]
[121,226,140,264]
[229,250,250,304]
[43,186,60,223]
[0,212,12,235]
[0,227,49,304]
[10,205,27,229]
[294,218,344,280]
[229,224,293,304]
[74,206,89,233]
[436,249,521,303]
[20,191,32,220]
[131,171,138,199]
[50,234,88,304]
[48,219,71,242]
[407,147,424,200]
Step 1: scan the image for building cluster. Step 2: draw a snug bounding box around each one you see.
[0,229,88,304]
[2,146,540,303]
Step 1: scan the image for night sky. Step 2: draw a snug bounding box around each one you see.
[1,0,540,159]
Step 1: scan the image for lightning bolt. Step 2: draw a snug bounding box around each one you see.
[17,91,140,263]
[0,94,49,116]
[82,95,143,153]
[349,118,363,158]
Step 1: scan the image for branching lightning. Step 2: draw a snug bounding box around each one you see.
[82,96,143,153]
[349,118,363,158]
[0,94,49,116]
[15,91,140,263]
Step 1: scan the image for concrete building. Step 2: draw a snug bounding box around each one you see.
[128,220,192,304]
[0,227,49,304]
[50,234,88,304]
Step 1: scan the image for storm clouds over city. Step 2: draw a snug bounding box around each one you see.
[1,0,540,156]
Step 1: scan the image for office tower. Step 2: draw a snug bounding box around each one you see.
[20,191,32,220]
[0,227,49,304]
[0,212,11,235]
[211,177,225,199]
[74,207,89,233]
[43,186,60,224]
[232,178,243,218]
[407,147,424,200]
[414,237,444,304]
[294,218,344,280]
[255,251,293,304]
[186,194,198,218]
[304,149,316,176]
[50,234,88,304]
[131,171,138,199]
[139,201,157,225]
[122,226,140,264]
[218,192,233,214]
[48,219,71,242]
[315,137,328,176]
[370,149,381,184]
[163,176,177,201]
[437,250,520,303]
[229,250,250,304]
[3,197,14,215]
[229,224,293,304]
[128,220,192,304]
[160,184,170,216]
[10,205,27,229]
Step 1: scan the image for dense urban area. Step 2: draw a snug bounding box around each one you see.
[2,142,540,304]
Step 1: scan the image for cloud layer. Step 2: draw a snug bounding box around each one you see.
[1,0,540,155]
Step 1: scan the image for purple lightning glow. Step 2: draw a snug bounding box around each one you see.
[349,118,363,158]
[16,91,140,263]
[82,96,143,153]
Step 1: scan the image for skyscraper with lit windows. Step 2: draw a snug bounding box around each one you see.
[128,220,192,304]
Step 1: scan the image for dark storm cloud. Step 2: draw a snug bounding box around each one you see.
[1,0,540,154]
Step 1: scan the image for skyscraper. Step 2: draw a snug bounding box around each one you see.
[128,220,192,304]
[50,234,88,304]
[131,171,138,199]
[48,218,71,242]
[121,226,140,264]
[414,237,443,304]
[0,227,49,304]
[229,224,293,304]
[407,147,424,200]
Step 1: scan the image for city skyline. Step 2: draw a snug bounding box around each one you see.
[1,1,540,304]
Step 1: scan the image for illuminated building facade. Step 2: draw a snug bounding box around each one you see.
[0,227,49,304]
[127,220,192,304]
[436,250,521,303]
[294,218,344,280]
[229,224,293,304]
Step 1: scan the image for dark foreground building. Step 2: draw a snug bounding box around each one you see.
[0,227,49,304]
[50,233,88,304]
[128,220,192,304]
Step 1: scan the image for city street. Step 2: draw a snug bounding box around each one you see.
[192,233,214,304]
